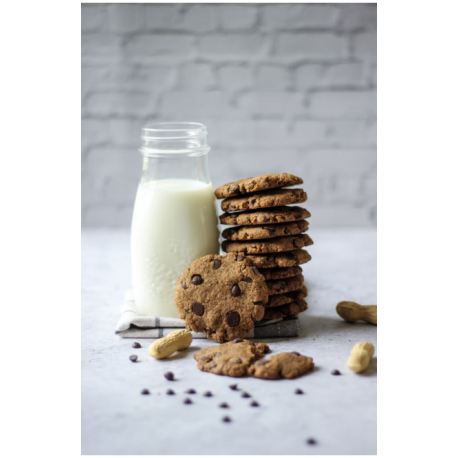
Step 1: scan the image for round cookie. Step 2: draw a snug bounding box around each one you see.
[265,285,308,307]
[221,189,307,213]
[174,254,268,343]
[249,351,314,379]
[244,250,312,268]
[219,206,311,226]
[215,173,303,199]
[222,220,309,241]
[267,275,304,296]
[222,234,313,255]
[194,339,270,377]
[258,266,303,281]
[262,299,308,320]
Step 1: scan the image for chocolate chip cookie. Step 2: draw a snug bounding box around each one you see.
[222,220,309,241]
[267,275,304,296]
[265,285,308,307]
[174,254,268,343]
[244,250,312,268]
[221,189,307,213]
[262,299,308,320]
[220,206,311,226]
[222,234,313,255]
[249,352,314,379]
[215,173,303,199]
[258,266,302,281]
[194,339,270,377]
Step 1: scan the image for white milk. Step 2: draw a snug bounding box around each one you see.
[131,179,220,317]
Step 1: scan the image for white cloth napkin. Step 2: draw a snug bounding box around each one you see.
[115,289,299,339]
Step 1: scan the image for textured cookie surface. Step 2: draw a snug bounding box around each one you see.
[221,189,307,212]
[220,206,311,226]
[174,254,267,343]
[249,352,314,379]
[245,250,312,268]
[194,339,270,377]
[222,234,313,255]
[265,285,308,307]
[267,275,304,296]
[222,220,309,241]
[258,266,303,281]
[215,173,303,199]
[262,299,308,319]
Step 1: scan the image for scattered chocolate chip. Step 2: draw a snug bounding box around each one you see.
[203,391,213,397]
[241,392,251,398]
[213,259,222,269]
[192,302,205,316]
[226,311,241,327]
[166,389,175,395]
[231,284,241,297]
[186,389,196,394]
[250,401,260,407]
[291,351,301,356]
[191,274,203,285]
[129,355,138,362]
[141,389,150,395]
[184,398,193,404]
[331,369,341,376]
[132,342,141,348]
[236,255,245,261]
[219,403,229,409]
[232,339,243,343]
[181,281,188,290]
[251,266,259,276]
[306,438,317,445]
[242,276,253,283]
[229,384,239,391]
[222,416,231,423]
[164,372,175,381]
[295,389,304,395]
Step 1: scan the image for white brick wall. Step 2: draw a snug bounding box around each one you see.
[81,3,377,228]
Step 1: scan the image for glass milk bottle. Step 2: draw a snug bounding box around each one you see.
[131,123,220,317]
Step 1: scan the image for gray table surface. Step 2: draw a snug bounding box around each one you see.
[82,228,377,455]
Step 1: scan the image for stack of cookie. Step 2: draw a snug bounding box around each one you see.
[215,173,312,322]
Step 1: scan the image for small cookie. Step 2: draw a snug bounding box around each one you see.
[245,250,312,268]
[222,220,309,241]
[194,339,270,377]
[265,285,308,307]
[215,173,303,199]
[267,275,304,296]
[249,352,314,379]
[262,299,308,320]
[220,206,311,226]
[222,234,313,255]
[174,254,267,343]
[221,189,307,213]
[258,266,303,281]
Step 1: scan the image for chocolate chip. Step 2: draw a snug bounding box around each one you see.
[201,356,212,363]
[242,276,253,283]
[226,311,241,327]
[250,199,256,204]
[285,252,295,259]
[181,281,188,290]
[295,214,302,220]
[293,238,302,248]
[268,228,276,235]
[191,275,203,285]
[236,255,245,261]
[164,372,175,381]
[213,259,222,269]
[229,185,239,192]
[219,403,229,409]
[231,284,241,297]
[232,339,243,343]
[166,389,175,395]
[241,392,251,398]
[192,302,205,316]
[291,351,301,356]
[203,391,213,397]
[186,389,196,394]
[250,401,260,407]
[184,398,193,404]
[229,384,239,391]
[222,416,231,423]
[129,355,138,362]
[252,267,259,276]
[295,389,304,395]
[331,369,341,376]
[263,216,269,222]
[132,342,141,348]
[306,438,317,445]
[141,389,150,395]
[233,358,242,364]
[227,229,235,235]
